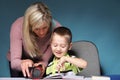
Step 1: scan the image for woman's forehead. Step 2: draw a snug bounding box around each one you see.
[32,21,49,29]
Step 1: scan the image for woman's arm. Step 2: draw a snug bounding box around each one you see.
[10,17,34,77]
[10,17,23,71]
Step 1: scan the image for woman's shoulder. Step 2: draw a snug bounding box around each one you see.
[12,16,23,25]
[11,16,23,27]
[10,16,24,32]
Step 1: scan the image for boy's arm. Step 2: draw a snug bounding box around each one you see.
[57,56,87,69]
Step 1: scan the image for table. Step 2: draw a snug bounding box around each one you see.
[0,75,120,80]
[108,75,120,80]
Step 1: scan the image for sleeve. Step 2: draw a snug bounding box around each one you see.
[10,17,23,71]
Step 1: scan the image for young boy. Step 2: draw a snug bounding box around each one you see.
[46,27,87,77]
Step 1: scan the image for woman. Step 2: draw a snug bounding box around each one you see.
[7,2,61,77]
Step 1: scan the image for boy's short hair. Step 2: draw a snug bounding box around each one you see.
[52,26,72,43]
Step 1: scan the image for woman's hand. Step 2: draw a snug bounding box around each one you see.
[21,59,33,77]
[34,62,45,77]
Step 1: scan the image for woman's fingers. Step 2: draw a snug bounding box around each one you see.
[34,62,45,75]
[21,65,26,77]
[21,61,27,77]
[21,59,33,77]
[26,66,30,77]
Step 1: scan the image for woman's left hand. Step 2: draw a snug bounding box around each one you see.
[34,62,45,77]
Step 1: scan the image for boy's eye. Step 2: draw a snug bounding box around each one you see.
[53,44,57,47]
[61,44,66,48]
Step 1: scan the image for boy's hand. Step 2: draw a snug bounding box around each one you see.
[56,56,67,72]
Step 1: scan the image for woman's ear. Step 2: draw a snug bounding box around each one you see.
[68,42,72,50]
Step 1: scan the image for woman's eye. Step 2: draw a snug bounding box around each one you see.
[35,28,39,31]
[43,27,47,30]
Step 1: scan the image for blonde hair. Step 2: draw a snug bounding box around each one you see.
[23,2,52,57]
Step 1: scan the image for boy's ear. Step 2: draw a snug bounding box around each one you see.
[69,42,72,50]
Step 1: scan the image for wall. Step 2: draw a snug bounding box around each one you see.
[0,0,120,77]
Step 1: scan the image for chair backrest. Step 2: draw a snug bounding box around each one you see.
[71,40,101,77]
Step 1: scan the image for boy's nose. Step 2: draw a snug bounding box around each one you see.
[56,46,61,51]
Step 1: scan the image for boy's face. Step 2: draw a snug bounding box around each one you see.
[51,33,71,58]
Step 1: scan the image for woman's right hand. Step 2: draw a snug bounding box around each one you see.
[21,59,34,77]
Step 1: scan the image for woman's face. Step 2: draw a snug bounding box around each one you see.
[51,33,71,58]
[33,22,50,38]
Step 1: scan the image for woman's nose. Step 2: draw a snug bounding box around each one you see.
[39,29,44,35]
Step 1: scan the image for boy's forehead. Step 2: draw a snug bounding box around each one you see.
[52,34,68,43]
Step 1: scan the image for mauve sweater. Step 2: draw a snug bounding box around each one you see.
[7,16,61,71]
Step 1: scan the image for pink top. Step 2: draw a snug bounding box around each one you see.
[7,16,61,71]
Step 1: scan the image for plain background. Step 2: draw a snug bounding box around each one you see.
[0,0,120,77]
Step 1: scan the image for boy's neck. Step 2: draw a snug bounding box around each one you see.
[55,57,60,60]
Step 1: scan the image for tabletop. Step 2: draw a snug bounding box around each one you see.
[0,75,120,80]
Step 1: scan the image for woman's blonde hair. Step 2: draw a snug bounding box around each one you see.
[23,2,52,58]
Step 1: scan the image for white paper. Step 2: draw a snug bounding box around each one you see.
[92,76,110,80]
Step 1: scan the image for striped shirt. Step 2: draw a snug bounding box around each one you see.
[46,54,82,76]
